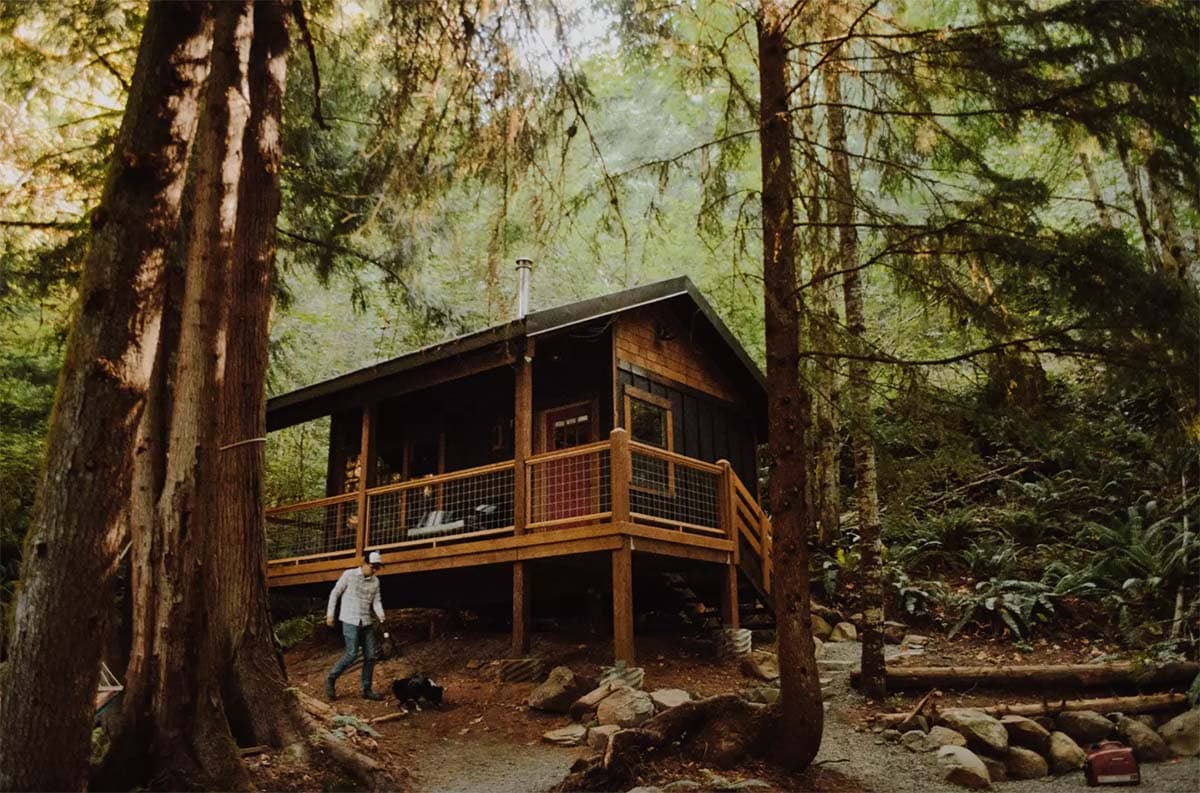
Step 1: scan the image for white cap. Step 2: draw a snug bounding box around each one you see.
[368,551,383,566]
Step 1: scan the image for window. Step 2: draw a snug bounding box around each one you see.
[624,387,674,494]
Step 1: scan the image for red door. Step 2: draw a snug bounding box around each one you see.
[541,403,597,523]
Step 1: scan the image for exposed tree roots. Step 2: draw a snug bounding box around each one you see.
[557,695,781,792]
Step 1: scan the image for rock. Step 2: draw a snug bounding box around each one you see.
[1000,714,1051,754]
[941,709,1009,755]
[901,633,929,647]
[542,723,587,746]
[1132,714,1158,730]
[649,689,691,711]
[811,602,843,625]
[741,650,780,682]
[740,686,781,705]
[1004,746,1048,780]
[901,730,928,752]
[497,657,543,683]
[810,614,834,639]
[928,726,968,748]
[979,755,1007,783]
[626,787,663,793]
[829,622,858,642]
[1116,715,1172,762]
[663,782,702,791]
[849,611,864,624]
[595,686,655,727]
[1047,730,1086,774]
[586,724,620,752]
[569,681,625,721]
[813,636,825,659]
[883,621,906,645]
[1157,707,1200,757]
[936,745,992,789]
[1033,715,1055,731]
[527,666,591,713]
[882,729,903,743]
[1056,710,1114,746]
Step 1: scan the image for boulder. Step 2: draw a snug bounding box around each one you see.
[979,756,1007,783]
[1131,714,1159,730]
[741,650,780,682]
[811,602,843,625]
[881,729,903,743]
[649,689,691,711]
[928,726,968,749]
[596,686,655,727]
[829,622,858,642]
[740,686,781,705]
[1047,731,1086,774]
[1000,714,1051,754]
[883,621,906,645]
[810,614,834,639]
[901,634,930,647]
[935,745,992,789]
[901,730,927,752]
[1116,715,1172,762]
[1157,707,1200,757]
[586,724,621,752]
[1055,710,1113,746]
[1032,715,1055,731]
[813,636,825,659]
[527,666,591,713]
[941,709,1009,755]
[569,681,625,722]
[543,723,588,746]
[1003,746,1048,780]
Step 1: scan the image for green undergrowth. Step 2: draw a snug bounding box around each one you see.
[817,370,1198,651]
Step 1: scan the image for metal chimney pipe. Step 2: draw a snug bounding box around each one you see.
[515,257,533,319]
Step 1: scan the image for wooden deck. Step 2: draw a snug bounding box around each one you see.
[265,429,772,662]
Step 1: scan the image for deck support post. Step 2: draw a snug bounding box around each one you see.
[720,559,740,631]
[355,404,376,557]
[512,560,531,656]
[611,538,635,665]
[511,338,535,655]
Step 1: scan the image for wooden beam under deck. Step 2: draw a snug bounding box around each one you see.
[267,521,736,588]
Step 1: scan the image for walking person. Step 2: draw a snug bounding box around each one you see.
[325,551,386,700]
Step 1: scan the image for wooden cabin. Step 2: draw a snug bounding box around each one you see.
[265,276,773,663]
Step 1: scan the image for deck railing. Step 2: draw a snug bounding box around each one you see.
[265,428,771,573]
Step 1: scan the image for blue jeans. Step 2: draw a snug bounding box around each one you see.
[327,622,377,692]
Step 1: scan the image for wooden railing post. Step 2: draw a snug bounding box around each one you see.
[716,460,734,543]
[513,339,534,535]
[610,428,631,524]
[355,404,375,557]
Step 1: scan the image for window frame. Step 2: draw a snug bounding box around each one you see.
[623,386,675,496]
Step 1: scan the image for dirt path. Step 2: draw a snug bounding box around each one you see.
[407,733,586,793]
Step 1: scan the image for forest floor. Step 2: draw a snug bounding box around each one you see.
[246,622,1200,792]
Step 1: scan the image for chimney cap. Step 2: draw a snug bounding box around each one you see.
[515,257,533,268]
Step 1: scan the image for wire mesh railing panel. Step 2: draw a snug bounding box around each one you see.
[265,495,359,561]
[528,447,612,528]
[366,463,515,548]
[629,448,721,532]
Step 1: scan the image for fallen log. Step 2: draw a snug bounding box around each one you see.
[875,692,1188,727]
[369,711,408,725]
[291,687,334,720]
[853,661,1199,691]
[239,745,270,758]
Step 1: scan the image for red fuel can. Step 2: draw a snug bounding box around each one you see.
[1085,741,1141,786]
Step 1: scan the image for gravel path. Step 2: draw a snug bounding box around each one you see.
[408,733,587,793]
[816,641,1200,793]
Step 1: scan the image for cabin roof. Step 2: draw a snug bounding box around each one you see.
[267,276,765,430]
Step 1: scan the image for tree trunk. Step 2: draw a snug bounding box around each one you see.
[1077,150,1114,228]
[0,4,214,789]
[104,4,256,788]
[822,24,886,701]
[211,0,307,751]
[756,1,824,770]
[1146,150,1190,278]
[1116,139,1160,266]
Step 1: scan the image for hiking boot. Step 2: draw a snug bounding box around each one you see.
[362,689,385,701]
[325,678,337,701]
